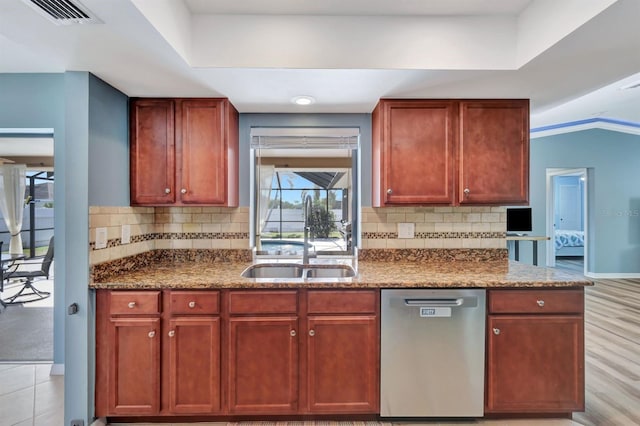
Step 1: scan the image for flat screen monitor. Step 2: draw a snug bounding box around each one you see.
[506,208,532,234]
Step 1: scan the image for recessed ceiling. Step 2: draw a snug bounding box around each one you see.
[0,0,639,130]
[183,0,533,16]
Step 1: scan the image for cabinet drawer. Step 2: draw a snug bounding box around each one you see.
[307,290,377,314]
[228,290,298,315]
[169,291,219,315]
[109,291,161,315]
[489,289,583,314]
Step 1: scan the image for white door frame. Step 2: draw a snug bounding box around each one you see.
[545,168,588,274]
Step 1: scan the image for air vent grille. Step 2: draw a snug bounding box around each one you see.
[22,0,101,25]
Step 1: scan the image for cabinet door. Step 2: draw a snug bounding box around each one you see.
[228,317,299,414]
[167,317,221,414]
[459,100,529,204]
[306,315,379,413]
[177,99,227,204]
[130,99,176,204]
[373,100,456,205]
[486,315,584,413]
[108,317,161,415]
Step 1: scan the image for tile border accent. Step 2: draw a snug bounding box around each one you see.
[362,231,505,240]
[90,232,251,250]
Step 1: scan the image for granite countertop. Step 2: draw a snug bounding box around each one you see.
[90,258,593,290]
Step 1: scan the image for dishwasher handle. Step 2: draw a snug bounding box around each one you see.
[404,298,464,307]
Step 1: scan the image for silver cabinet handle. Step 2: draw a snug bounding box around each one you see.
[493,328,500,335]
[537,300,545,307]
[148,330,156,338]
[181,188,187,194]
[290,330,297,337]
[387,188,393,195]
[168,330,175,337]
[309,329,315,337]
[165,188,171,194]
[127,302,136,309]
[463,188,470,195]
[188,301,196,309]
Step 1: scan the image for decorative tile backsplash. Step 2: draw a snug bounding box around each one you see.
[360,206,506,249]
[89,205,506,265]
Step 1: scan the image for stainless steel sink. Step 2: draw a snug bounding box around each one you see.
[305,265,357,278]
[241,263,304,279]
[241,263,356,279]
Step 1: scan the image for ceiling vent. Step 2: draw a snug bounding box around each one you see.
[22,0,102,25]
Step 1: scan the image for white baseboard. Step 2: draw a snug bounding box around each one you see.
[50,363,64,376]
[585,272,640,279]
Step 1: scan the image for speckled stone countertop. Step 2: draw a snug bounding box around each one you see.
[90,249,592,289]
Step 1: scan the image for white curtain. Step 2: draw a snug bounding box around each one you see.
[0,164,27,254]
[257,164,275,235]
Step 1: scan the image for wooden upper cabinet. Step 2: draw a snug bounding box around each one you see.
[372,100,456,206]
[372,98,529,206]
[130,99,176,205]
[459,100,529,205]
[130,98,239,206]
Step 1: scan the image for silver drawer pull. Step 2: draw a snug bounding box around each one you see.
[181,188,187,194]
[493,328,501,335]
[168,330,175,337]
[148,331,156,338]
[188,301,196,308]
[309,329,315,337]
[537,300,545,307]
[165,188,171,194]
[128,302,136,309]
[290,330,297,337]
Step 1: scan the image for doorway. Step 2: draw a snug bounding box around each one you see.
[545,168,588,274]
[0,133,54,363]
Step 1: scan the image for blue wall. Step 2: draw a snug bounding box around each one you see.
[88,74,129,206]
[531,129,640,274]
[0,72,130,425]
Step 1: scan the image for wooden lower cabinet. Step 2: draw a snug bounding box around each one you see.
[167,317,221,413]
[485,289,585,414]
[227,317,299,414]
[107,317,161,415]
[306,315,378,413]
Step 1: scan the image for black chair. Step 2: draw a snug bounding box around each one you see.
[3,236,53,304]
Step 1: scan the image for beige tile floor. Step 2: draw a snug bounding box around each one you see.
[0,364,63,426]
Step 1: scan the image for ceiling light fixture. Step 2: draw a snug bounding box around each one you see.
[291,95,315,106]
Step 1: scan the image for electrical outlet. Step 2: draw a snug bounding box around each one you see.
[95,227,107,249]
[397,222,415,239]
[70,420,84,426]
[121,224,131,244]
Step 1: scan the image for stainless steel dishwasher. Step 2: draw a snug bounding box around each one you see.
[380,289,486,417]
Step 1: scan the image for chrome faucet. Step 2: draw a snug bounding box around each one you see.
[303,194,315,264]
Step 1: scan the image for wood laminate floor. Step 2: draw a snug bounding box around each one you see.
[572,278,640,426]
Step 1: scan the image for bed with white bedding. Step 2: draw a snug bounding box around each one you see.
[555,229,584,257]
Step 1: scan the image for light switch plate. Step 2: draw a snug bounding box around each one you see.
[121,224,131,245]
[397,222,415,239]
[95,227,107,249]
